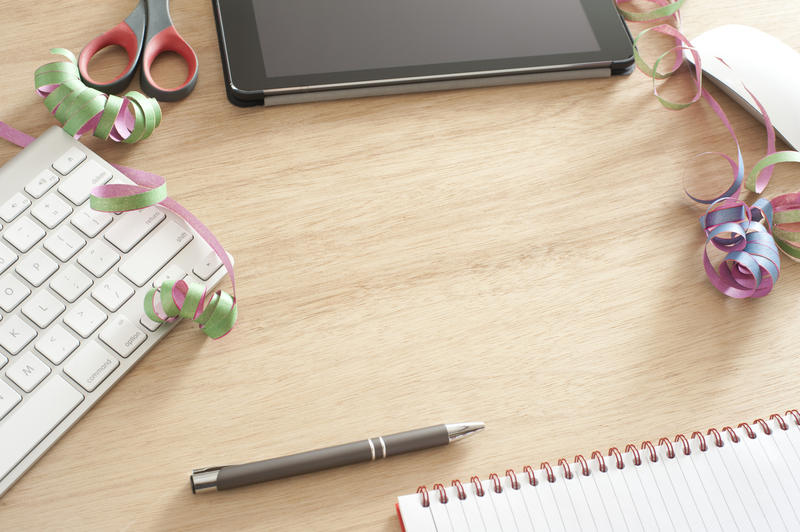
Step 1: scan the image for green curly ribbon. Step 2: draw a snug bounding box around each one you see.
[144,280,237,340]
[34,48,161,142]
[745,151,800,194]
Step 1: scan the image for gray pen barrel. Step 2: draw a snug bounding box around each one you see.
[216,424,449,490]
[217,440,372,490]
[383,425,449,456]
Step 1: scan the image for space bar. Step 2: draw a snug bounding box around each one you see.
[0,376,84,481]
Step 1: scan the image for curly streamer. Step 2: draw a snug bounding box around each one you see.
[90,165,237,339]
[34,48,161,143]
[700,198,779,298]
[769,193,800,260]
[617,0,800,298]
[144,280,237,340]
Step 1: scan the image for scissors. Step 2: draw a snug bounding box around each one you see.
[78,0,198,101]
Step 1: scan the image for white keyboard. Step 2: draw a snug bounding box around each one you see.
[0,127,230,497]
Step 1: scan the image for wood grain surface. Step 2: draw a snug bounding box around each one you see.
[1,1,799,530]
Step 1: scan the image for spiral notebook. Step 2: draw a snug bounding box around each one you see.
[396,411,800,531]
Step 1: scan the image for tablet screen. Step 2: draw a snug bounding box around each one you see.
[252,0,600,77]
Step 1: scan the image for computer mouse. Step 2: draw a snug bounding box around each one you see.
[686,24,800,150]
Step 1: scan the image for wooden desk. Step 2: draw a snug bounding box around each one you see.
[1,1,799,529]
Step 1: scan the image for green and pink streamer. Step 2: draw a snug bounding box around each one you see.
[90,164,237,339]
[34,48,161,143]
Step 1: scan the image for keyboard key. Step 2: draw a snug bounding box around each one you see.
[22,290,66,328]
[6,351,50,393]
[100,316,146,358]
[36,324,79,364]
[0,274,31,312]
[16,249,59,287]
[57,160,112,205]
[0,315,37,354]
[0,353,6,369]
[71,207,113,238]
[63,341,118,392]
[52,147,86,175]
[44,225,86,262]
[140,315,162,332]
[4,215,46,252]
[104,206,165,252]
[0,379,21,420]
[0,193,31,223]
[92,274,134,312]
[50,264,92,302]
[64,299,107,338]
[31,193,72,229]
[193,251,223,281]
[25,169,59,198]
[77,240,120,277]
[0,376,83,477]
[153,264,186,288]
[119,221,193,286]
[0,242,18,275]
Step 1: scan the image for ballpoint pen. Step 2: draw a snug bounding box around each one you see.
[191,422,485,492]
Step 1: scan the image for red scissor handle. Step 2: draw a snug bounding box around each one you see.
[139,0,198,101]
[78,1,146,95]
[140,25,198,101]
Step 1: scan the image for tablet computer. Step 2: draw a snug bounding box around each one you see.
[212,0,634,107]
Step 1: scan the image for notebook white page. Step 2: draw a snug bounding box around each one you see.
[396,412,800,531]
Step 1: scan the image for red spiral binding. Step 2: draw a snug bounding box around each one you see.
[722,426,740,443]
[625,444,642,465]
[470,475,485,497]
[417,485,430,507]
[691,431,707,452]
[451,480,466,500]
[608,447,624,469]
[557,458,573,479]
[641,441,658,462]
[591,450,607,472]
[574,454,590,476]
[738,422,757,439]
[541,461,556,483]
[506,469,520,490]
[523,465,537,486]
[488,473,503,493]
[707,428,724,447]
[432,483,448,504]
[658,437,676,458]
[674,434,691,455]
[770,413,788,430]
[414,412,796,508]
[754,418,771,435]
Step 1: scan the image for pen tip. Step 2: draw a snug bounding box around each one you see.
[446,422,486,442]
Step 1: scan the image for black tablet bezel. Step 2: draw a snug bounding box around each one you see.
[213,0,633,105]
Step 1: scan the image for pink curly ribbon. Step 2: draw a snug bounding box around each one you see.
[617,0,800,298]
